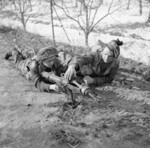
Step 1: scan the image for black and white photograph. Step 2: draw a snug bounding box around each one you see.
[0,0,150,148]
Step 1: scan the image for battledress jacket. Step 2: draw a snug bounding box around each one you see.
[5,49,74,92]
[69,51,119,86]
[34,51,75,92]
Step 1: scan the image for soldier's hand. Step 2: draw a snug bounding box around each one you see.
[64,65,76,80]
[41,72,49,78]
[49,84,60,92]
[49,84,68,93]
[84,76,94,85]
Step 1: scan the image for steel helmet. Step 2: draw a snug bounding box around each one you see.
[35,46,58,68]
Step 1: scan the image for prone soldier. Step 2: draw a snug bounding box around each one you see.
[4,45,75,92]
[64,39,123,87]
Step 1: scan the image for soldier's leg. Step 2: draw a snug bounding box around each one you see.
[5,47,21,61]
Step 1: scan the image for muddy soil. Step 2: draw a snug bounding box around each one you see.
[0,27,150,148]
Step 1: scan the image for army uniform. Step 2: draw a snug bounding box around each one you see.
[5,46,33,80]
[70,52,119,86]
[33,47,75,92]
[5,46,75,92]
[67,39,123,86]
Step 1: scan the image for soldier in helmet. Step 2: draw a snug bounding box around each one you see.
[32,46,76,92]
[5,46,33,80]
[5,45,74,92]
[64,39,123,86]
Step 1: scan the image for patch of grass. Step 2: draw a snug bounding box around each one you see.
[0,25,89,55]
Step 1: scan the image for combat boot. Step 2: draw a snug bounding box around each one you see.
[5,50,13,60]
[5,46,20,60]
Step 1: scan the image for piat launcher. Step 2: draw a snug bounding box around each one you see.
[45,73,98,103]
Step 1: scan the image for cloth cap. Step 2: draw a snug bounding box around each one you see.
[107,39,123,58]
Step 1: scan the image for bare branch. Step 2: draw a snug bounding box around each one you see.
[88,0,94,22]
[53,5,71,43]
[108,0,114,12]
[90,2,126,32]
[54,2,85,31]
[80,18,86,26]
[25,13,33,24]
[8,0,34,30]
[89,0,103,28]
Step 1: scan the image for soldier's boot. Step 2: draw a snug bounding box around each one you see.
[5,47,25,64]
[5,47,20,60]
[5,51,13,60]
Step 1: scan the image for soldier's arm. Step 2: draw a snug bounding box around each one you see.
[69,53,95,70]
[34,76,55,92]
[93,63,119,86]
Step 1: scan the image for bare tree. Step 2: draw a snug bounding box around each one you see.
[54,0,124,46]
[45,0,56,46]
[10,0,33,30]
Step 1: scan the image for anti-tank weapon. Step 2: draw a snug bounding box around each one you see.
[45,73,98,103]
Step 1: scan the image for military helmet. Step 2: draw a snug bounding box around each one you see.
[35,46,58,68]
[36,46,58,61]
[107,39,123,58]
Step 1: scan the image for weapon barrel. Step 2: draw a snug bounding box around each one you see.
[48,74,68,86]
[72,80,97,101]
[48,74,98,101]
[88,92,97,101]
[48,74,80,93]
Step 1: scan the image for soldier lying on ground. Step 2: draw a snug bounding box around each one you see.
[64,39,123,87]
[4,45,75,92]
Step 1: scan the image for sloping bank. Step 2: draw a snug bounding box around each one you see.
[0,16,150,65]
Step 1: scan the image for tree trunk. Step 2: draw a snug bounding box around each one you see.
[139,0,142,15]
[83,0,89,46]
[74,0,78,7]
[21,12,26,31]
[127,0,131,10]
[28,0,32,11]
[50,0,56,46]
[85,31,89,46]
[147,8,150,22]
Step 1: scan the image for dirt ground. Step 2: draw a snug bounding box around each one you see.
[1,27,150,148]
